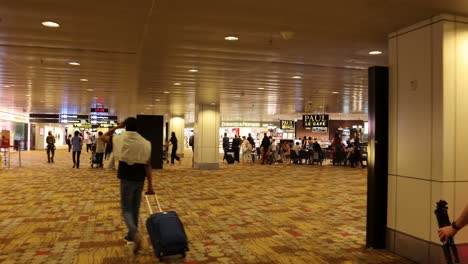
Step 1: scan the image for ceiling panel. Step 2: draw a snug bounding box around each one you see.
[0,0,467,122]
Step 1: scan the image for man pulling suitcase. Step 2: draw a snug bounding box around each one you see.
[102,118,154,255]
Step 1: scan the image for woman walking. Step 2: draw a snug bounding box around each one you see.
[168,132,181,164]
[71,131,83,168]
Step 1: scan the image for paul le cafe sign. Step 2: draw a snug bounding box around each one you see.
[303,114,329,128]
[280,120,295,130]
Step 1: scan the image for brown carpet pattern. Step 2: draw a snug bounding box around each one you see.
[0,149,413,263]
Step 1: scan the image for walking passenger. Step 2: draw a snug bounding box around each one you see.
[71,131,83,168]
[102,118,154,255]
[168,132,181,164]
[95,131,105,168]
[86,132,93,152]
[66,134,72,152]
[46,131,56,163]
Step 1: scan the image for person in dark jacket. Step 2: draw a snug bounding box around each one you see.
[260,133,271,164]
[66,134,72,152]
[168,132,181,164]
[46,131,56,163]
[222,133,229,162]
[232,134,241,163]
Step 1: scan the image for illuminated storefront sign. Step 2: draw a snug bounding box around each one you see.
[221,121,277,127]
[280,120,295,130]
[303,114,329,128]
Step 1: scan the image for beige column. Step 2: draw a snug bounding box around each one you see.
[388,14,468,263]
[169,116,185,158]
[193,104,220,170]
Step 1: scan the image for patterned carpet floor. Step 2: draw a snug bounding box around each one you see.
[0,149,413,264]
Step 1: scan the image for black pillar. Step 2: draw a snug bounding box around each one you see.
[137,115,164,169]
[366,66,389,248]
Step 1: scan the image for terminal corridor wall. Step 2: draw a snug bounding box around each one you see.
[388,14,468,263]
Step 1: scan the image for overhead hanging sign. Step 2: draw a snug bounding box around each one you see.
[280,120,295,130]
[303,114,329,128]
[90,107,108,113]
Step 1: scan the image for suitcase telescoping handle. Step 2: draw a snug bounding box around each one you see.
[145,193,162,214]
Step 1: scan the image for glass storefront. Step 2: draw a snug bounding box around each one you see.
[0,120,28,150]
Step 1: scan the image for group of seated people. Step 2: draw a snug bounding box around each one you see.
[330,133,366,168]
[286,138,324,165]
[274,135,366,168]
[253,133,366,168]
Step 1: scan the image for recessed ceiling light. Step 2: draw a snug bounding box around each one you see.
[155,99,161,101]
[42,21,60,28]
[332,91,339,94]
[173,82,181,86]
[87,89,94,92]
[40,100,45,103]
[369,50,382,55]
[4,85,10,88]
[224,36,239,41]
[257,87,265,90]
[145,107,151,110]
[210,102,216,105]
[292,76,302,79]
[234,95,241,98]
[69,62,80,66]
[92,96,98,99]
[25,94,31,97]
[80,79,88,82]
[163,91,170,94]
[188,69,198,72]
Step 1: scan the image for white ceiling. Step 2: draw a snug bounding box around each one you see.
[1,0,467,123]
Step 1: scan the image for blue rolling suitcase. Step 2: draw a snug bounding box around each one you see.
[144,194,189,260]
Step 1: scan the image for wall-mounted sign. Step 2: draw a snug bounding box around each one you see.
[280,120,295,130]
[303,114,329,128]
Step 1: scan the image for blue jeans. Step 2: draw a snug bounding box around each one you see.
[120,179,145,241]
